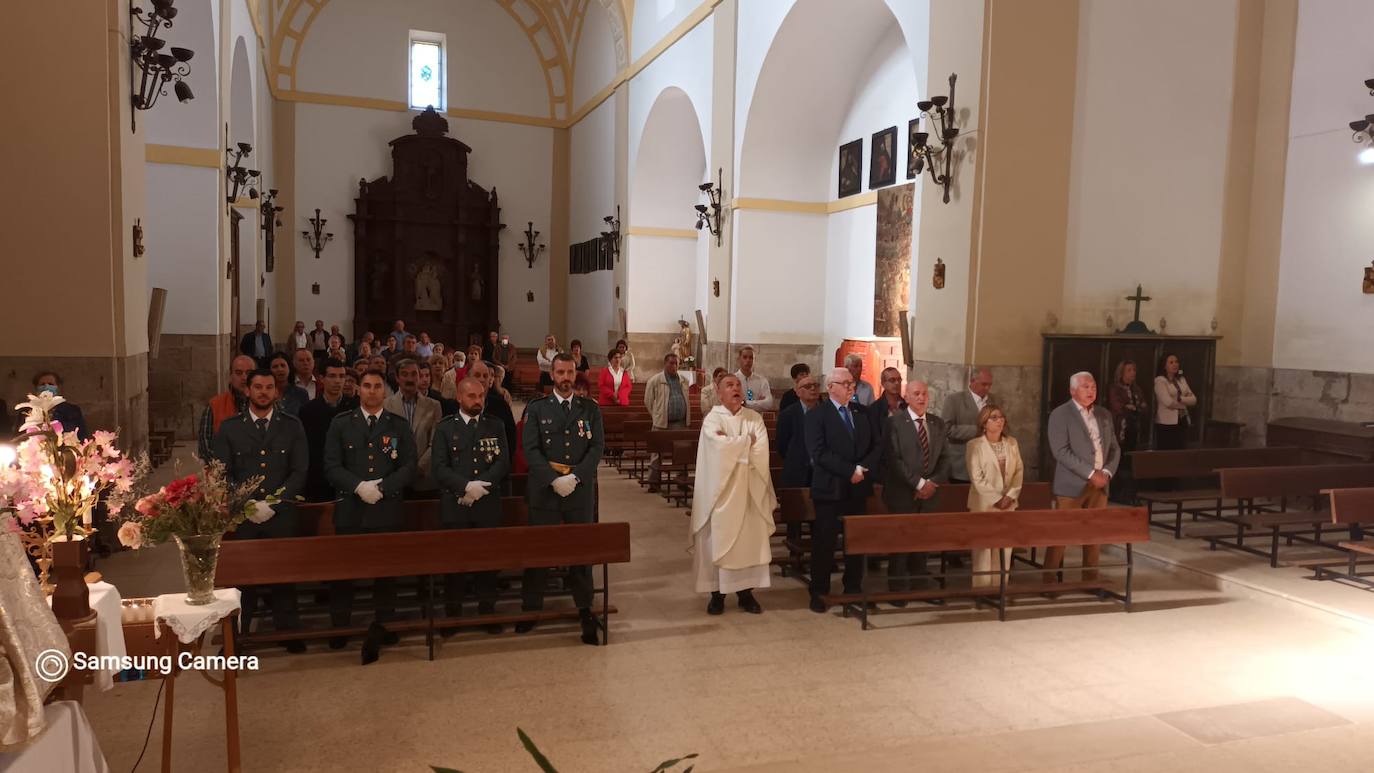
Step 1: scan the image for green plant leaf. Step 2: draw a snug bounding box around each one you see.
[517,728,559,773]
[648,753,699,772]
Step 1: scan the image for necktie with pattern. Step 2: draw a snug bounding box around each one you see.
[915,416,931,473]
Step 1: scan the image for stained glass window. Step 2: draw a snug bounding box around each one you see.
[409,35,444,111]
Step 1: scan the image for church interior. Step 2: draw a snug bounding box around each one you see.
[7,0,1374,771]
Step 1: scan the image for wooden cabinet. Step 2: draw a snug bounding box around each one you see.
[1039,334,1218,476]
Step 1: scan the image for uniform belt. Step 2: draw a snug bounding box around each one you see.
[549,462,573,475]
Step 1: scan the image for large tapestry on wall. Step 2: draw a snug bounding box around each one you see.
[873,182,914,337]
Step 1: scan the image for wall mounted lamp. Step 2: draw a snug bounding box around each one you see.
[518,221,545,268]
[129,0,194,132]
[225,142,259,204]
[695,168,724,246]
[600,206,622,263]
[911,73,960,203]
[1349,79,1374,164]
[302,208,333,259]
[259,189,283,271]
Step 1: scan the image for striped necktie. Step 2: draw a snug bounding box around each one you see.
[915,416,930,472]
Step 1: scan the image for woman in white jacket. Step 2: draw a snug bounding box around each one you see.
[964,405,1023,588]
[1152,353,1197,451]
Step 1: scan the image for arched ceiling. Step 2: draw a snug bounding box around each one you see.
[264,0,629,120]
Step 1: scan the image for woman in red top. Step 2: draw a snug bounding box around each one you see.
[598,349,632,406]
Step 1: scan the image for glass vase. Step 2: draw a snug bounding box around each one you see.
[174,533,222,606]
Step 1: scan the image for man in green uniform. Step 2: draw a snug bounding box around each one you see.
[323,369,417,662]
[431,376,510,634]
[212,369,309,652]
[520,352,604,644]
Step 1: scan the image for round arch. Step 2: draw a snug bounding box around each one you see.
[229,36,255,147]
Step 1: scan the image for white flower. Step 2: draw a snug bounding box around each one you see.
[16,392,65,432]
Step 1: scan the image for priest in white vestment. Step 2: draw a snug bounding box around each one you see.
[690,375,778,614]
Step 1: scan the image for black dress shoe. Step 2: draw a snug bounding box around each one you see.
[328,636,347,650]
[579,609,599,645]
[514,620,537,634]
[707,592,726,615]
[283,640,306,654]
[361,624,384,665]
[736,591,763,614]
[477,604,502,635]
[809,596,828,614]
[439,627,459,637]
[889,600,909,608]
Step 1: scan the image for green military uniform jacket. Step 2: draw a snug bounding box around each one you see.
[431,412,510,528]
[521,393,604,512]
[323,407,417,531]
[212,409,308,539]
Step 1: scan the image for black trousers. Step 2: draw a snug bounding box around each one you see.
[235,520,299,634]
[329,523,398,628]
[809,496,867,597]
[886,495,940,591]
[1154,422,1187,451]
[522,505,594,610]
[442,514,500,615]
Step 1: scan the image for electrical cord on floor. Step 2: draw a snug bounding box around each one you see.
[129,679,165,773]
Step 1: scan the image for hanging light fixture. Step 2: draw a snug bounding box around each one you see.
[129,0,194,132]
[225,142,260,204]
[911,73,960,203]
[302,209,334,260]
[694,168,724,246]
[600,206,622,263]
[518,221,546,268]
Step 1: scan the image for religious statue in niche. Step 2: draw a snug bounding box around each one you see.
[676,318,694,361]
[933,258,946,289]
[369,257,390,302]
[469,263,484,302]
[412,258,444,311]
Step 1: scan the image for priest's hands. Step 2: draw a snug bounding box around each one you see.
[551,474,578,497]
[355,479,384,504]
[246,500,276,523]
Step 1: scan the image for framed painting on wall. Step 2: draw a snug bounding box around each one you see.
[838,138,863,198]
[870,126,897,189]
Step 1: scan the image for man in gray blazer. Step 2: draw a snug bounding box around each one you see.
[941,367,994,483]
[1045,371,1120,583]
[383,358,442,494]
[882,381,951,595]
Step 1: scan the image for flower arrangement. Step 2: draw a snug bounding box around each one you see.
[113,460,263,550]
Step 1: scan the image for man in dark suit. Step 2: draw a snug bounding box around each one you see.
[882,380,951,596]
[468,360,517,453]
[521,353,604,644]
[778,372,821,550]
[299,360,357,502]
[804,367,883,612]
[212,369,309,651]
[239,320,274,368]
[322,369,417,662]
[431,376,510,634]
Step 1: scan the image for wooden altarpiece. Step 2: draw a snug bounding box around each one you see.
[350,107,503,347]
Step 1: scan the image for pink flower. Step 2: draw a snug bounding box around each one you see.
[116,521,143,549]
[92,430,117,449]
[107,501,123,516]
[49,421,64,435]
[134,495,157,516]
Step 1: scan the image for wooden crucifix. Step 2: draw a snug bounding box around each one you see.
[1118,284,1155,334]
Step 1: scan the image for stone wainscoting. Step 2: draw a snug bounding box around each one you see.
[911,360,1045,481]
[0,353,149,452]
[148,334,231,440]
[1215,366,1374,448]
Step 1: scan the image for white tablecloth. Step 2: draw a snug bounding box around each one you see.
[153,588,241,645]
[0,701,109,773]
[45,582,125,691]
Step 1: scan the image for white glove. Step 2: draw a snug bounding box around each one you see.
[246,500,276,524]
[464,480,492,502]
[551,474,578,498]
[354,480,383,505]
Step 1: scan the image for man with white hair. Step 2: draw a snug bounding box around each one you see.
[843,353,875,406]
[1044,370,1120,583]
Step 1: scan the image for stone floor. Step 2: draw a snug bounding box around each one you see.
[80,447,1374,772]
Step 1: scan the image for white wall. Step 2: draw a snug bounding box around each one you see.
[567,98,618,348]
[145,0,219,148]
[297,0,548,117]
[631,0,700,62]
[574,0,620,107]
[147,165,222,335]
[1061,0,1238,335]
[1272,0,1374,371]
[628,16,713,179]
[732,211,827,343]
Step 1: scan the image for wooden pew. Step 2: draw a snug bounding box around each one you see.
[216,521,632,657]
[292,498,530,536]
[1307,487,1374,585]
[1130,446,1305,537]
[1188,463,1374,566]
[823,506,1148,628]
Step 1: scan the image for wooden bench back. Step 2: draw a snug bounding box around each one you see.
[647,429,698,454]
[1327,487,1374,524]
[1130,446,1303,480]
[844,507,1149,554]
[1220,463,1374,500]
[291,497,530,536]
[866,482,1054,514]
[217,522,632,585]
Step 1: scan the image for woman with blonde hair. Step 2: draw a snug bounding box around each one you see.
[964,404,1023,588]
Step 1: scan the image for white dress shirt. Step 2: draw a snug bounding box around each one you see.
[1077,401,1110,476]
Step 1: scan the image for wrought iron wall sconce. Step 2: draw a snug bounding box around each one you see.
[695,168,724,246]
[712,279,720,298]
[259,189,283,270]
[527,291,535,303]
[518,221,545,268]
[132,219,145,258]
[302,208,333,259]
[1348,79,1374,164]
[225,143,260,204]
[911,73,960,203]
[129,0,194,132]
[600,206,622,263]
[311,283,321,295]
